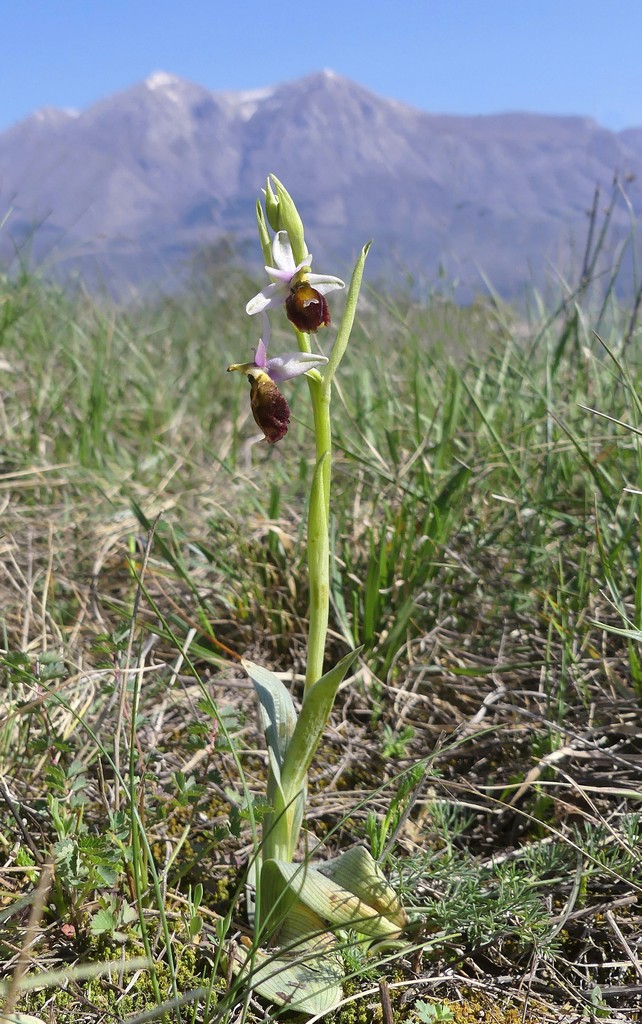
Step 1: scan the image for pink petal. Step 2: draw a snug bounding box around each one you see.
[254,337,268,367]
[265,266,293,284]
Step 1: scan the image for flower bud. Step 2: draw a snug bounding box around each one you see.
[255,201,273,266]
[264,177,280,232]
[269,175,307,266]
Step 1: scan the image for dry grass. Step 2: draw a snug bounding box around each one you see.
[1,261,642,1022]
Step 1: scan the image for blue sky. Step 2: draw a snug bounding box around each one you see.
[3,0,642,132]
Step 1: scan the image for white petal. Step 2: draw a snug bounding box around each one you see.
[306,273,345,295]
[246,282,284,315]
[266,352,328,382]
[271,231,296,274]
[265,265,293,284]
[293,254,314,272]
[271,230,313,276]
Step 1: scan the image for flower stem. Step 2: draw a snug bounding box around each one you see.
[299,245,370,693]
[305,379,331,692]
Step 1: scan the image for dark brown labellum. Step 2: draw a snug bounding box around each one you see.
[285,281,331,333]
[249,374,290,443]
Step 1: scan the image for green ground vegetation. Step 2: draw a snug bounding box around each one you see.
[1,244,642,1023]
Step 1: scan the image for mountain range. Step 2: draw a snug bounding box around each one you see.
[1,69,641,299]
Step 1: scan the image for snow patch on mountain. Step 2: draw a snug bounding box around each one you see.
[222,86,276,121]
[145,71,187,103]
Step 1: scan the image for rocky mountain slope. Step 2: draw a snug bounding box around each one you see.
[1,69,640,297]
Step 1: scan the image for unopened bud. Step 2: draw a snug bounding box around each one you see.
[255,201,273,266]
[264,177,280,232]
[268,175,307,266]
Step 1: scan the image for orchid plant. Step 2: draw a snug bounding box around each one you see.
[227,177,407,1015]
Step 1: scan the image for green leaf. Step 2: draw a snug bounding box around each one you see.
[415,1000,455,1022]
[280,648,362,797]
[265,858,404,939]
[233,935,343,1015]
[242,659,297,769]
[0,958,150,996]
[261,746,306,863]
[90,909,117,935]
[259,856,299,936]
[234,870,343,1014]
[322,242,371,396]
[318,846,408,929]
[121,901,138,924]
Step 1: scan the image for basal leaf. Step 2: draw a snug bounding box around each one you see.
[318,846,408,929]
[234,940,343,1015]
[267,858,403,939]
[232,885,343,1015]
[4,1016,49,1024]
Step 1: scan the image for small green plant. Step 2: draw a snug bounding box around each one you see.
[414,1000,454,1023]
[90,894,139,942]
[366,762,426,860]
[227,177,407,1013]
[46,761,128,931]
[584,985,611,1019]
[381,723,416,758]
